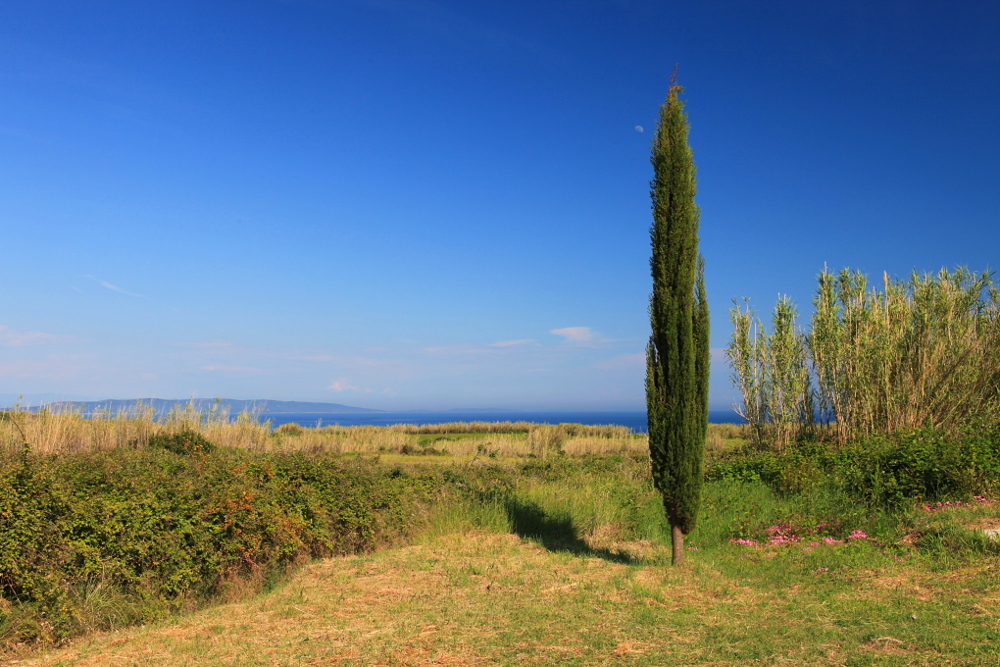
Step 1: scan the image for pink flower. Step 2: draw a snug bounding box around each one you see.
[730,538,756,546]
[822,537,842,545]
[848,530,868,540]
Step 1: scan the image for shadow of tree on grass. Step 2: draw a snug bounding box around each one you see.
[503,497,635,564]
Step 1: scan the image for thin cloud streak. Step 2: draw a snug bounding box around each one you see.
[595,352,645,370]
[199,365,269,374]
[82,275,147,298]
[327,378,376,393]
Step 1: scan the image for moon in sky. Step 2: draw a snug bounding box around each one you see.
[634,125,644,133]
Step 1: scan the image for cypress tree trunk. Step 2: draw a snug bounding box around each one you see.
[646,77,710,566]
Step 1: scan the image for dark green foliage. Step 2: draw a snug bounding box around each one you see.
[646,79,710,539]
[147,429,216,455]
[707,427,1000,508]
[836,428,1000,507]
[0,448,432,647]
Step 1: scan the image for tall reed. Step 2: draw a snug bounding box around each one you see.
[728,296,813,449]
[729,266,1000,447]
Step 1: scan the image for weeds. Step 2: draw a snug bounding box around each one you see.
[16,406,1000,663]
[0,404,655,459]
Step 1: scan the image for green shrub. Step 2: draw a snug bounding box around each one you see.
[0,448,436,648]
[707,427,1000,508]
[147,429,216,455]
[836,427,1000,506]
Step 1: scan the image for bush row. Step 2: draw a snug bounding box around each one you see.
[0,444,439,649]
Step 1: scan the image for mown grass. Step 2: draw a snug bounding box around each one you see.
[11,457,1000,666]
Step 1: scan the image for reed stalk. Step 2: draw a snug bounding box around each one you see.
[729,266,1000,448]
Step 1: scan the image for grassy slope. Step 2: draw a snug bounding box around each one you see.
[14,531,1000,667]
[12,462,1000,667]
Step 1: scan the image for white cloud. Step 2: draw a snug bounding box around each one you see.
[328,378,375,393]
[0,359,87,380]
[200,365,267,374]
[183,340,234,349]
[549,327,595,342]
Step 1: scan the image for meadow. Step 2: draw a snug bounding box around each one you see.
[2,405,1000,665]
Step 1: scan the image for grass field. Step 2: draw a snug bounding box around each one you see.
[7,446,1000,666]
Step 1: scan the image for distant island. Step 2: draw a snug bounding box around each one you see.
[37,398,384,415]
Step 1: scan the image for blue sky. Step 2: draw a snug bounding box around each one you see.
[2,1,998,411]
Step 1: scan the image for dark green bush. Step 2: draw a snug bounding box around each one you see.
[706,427,1000,507]
[835,427,1000,506]
[0,448,434,649]
[147,429,216,455]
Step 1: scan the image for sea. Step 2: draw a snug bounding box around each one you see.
[261,410,745,433]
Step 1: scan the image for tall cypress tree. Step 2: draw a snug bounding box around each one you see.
[646,76,710,566]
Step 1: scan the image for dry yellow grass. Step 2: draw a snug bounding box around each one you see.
[268,422,651,458]
[2,404,747,459]
[0,404,270,455]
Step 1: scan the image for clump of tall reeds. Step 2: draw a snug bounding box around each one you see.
[526,425,564,459]
[0,401,270,454]
[728,267,1000,448]
[729,296,814,450]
